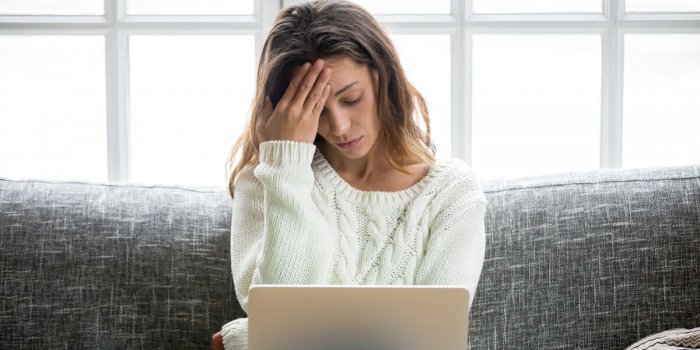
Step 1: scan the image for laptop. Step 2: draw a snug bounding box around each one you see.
[248,285,470,350]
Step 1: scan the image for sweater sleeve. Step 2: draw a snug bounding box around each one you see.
[221,140,335,350]
[414,170,487,310]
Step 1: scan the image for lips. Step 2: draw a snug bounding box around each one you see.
[337,136,362,150]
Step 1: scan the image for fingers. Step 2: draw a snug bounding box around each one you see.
[292,59,327,109]
[311,84,331,120]
[261,59,330,144]
[303,67,331,116]
[277,62,311,109]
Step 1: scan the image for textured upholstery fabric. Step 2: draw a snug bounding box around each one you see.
[0,180,243,349]
[469,165,700,349]
[1,164,699,349]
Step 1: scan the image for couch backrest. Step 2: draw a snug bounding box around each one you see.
[470,164,700,349]
[0,179,241,349]
[2,164,699,349]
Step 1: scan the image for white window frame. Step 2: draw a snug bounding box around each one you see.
[1,0,699,184]
[284,0,700,168]
[0,0,281,184]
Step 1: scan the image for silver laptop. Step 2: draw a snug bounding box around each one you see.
[248,285,470,350]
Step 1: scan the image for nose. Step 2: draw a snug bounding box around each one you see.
[326,110,351,137]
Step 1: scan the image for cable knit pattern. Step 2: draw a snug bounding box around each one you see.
[221,140,487,349]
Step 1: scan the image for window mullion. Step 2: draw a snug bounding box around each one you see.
[255,0,281,63]
[106,0,131,183]
[600,0,624,169]
[453,0,469,163]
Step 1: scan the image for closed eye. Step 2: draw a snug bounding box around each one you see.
[345,97,361,106]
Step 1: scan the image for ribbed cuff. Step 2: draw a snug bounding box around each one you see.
[259,140,316,167]
[221,318,248,350]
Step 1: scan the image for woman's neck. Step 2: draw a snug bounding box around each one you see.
[318,139,392,185]
[318,139,431,192]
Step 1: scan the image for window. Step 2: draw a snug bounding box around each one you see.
[0,0,273,188]
[0,36,107,181]
[471,34,601,179]
[622,34,700,168]
[1,0,699,187]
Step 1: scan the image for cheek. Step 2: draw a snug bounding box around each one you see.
[316,117,330,136]
[362,97,380,129]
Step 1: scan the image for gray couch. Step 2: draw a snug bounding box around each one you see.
[1,164,698,349]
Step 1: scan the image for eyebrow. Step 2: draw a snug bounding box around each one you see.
[334,81,359,97]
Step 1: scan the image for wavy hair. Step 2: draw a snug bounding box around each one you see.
[225,0,435,199]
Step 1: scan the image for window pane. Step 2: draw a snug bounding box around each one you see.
[626,0,700,12]
[622,34,700,168]
[126,0,253,15]
[473,0,602,14]
[0,0,102,15]
[390,35,451,160]
[0,36,107,182]
[472,35,601,179]
[129,35,255,188]
[350,0,450,15]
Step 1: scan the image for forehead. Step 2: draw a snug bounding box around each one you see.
[323,56,365,75]
[291,56,369,82]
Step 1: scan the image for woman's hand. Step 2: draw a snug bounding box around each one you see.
[212,331,223,350]
[256,59,332,144]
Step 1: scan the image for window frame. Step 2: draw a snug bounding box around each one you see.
[0,0,280,184]
[287,0,700,168]
[1,0,699,184]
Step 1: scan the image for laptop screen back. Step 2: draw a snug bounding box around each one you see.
[248,285,469,350]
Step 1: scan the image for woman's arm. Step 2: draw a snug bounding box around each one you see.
[222,58,334,350]
[251,140,335,285]
[414,175,487,309]
[221,141,335,350]
[232,58,333,313]
[230,141,335,312]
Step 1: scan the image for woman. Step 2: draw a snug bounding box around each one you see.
[215,0,487,349]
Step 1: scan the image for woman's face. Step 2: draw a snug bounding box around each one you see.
[314,56,381,160]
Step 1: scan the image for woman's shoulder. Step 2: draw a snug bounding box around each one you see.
[429,158,481,186]
[426,158,486,203]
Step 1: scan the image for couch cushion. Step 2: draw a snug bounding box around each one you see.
[470,164,700,350]
[0,178,243,349]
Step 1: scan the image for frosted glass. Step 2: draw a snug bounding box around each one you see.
[622,34,700,168]
[0,36,107,182]
[350,0,450,14]
[0,0,102,15]
[473,0,602,14]
[626,0,700,12]
[391,35,451,161]
[472,34,601,180]
[127,0,253,15]
[129,35,255,188]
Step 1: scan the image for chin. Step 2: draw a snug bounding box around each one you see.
[320,135,377,160]
[331,143,365,158]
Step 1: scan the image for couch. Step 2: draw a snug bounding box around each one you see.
[1,164,698,349]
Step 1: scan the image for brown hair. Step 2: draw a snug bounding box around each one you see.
[224,0,435,199]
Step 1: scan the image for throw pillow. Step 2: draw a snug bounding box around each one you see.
[626,327,700,350]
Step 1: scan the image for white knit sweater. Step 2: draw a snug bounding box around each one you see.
[221,140,487,349]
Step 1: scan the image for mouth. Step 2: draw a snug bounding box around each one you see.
[337,136,363,150]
